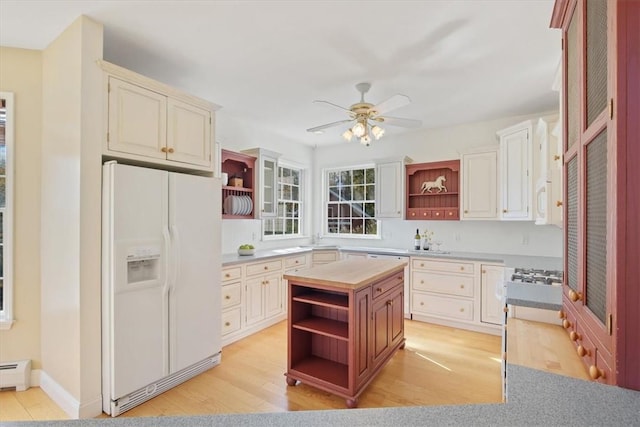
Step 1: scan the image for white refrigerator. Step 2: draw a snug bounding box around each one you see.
[101,162,221,416]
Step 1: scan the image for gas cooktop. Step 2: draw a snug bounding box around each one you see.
[510,268,563,285]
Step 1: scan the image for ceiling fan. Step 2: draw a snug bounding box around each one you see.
[307,82,422,146]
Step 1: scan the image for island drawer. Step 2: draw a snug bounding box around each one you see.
[221,282,241,309]
[222,266,242,282]
[246,259,283,276]
[412,259,474,274]
[412,271,474,297]
[285,254,308,270]
[372,272,404,300]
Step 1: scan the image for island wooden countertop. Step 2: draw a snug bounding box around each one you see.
[283,258,407,290]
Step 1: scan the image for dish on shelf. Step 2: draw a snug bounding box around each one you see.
[223,195,254,216]
[238,248,255,256]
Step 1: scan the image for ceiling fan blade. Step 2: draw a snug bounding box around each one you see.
[313,100,353,114]
[307,119,353,133]
[376,116,422,128]
[371,94,411,115]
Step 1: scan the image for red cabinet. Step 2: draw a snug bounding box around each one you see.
[405,160,460,220]
[221,149,255,219]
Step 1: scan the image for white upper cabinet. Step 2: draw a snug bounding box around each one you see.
[242,148,281,218]
[497,120,533,220]
[375,157,411,218]
[460,148,498,220]
[101,61,218,172]
[533,115,561,226]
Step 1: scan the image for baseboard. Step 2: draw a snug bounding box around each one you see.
[411,314,501,336]
[39,370,102,419]
[222,313,286,347]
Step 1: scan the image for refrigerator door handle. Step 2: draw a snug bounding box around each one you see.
[169,224,181,292]
[162,227,172,297]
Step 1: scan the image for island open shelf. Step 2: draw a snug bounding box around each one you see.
[284,258,408,408]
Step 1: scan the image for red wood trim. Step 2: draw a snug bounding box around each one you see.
[550,0,571,28]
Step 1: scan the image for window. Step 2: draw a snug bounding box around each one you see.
[263,165,303,238]
[325,166,378,237]
[0,92,14,329]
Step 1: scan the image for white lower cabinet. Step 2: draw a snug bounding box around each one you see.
[410,257,502,335]
[480,264,505,325]
[245,272,283,326]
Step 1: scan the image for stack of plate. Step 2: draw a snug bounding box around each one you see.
[224,195,253,216]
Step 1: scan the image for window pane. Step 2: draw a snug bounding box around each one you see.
[0,245,3,277]
[0,144,5,176]
[366,184,375,200]
[353,185,365,200]
[0,212,3,243]
[264,218,274,235]
[364,202,375,217]
[340,221,351,234]
[0,177,4,208]
[365,219,377,235]
[340,170,351,185]
[352,202,364,217]
[328,171,339,186]
[352,219,363,234]
[291,185,299,201]
[292,219,299,234]
[353,169,365,185]
[328,219,338,233]
[340,186,352,200]
[329,187,339,201]
[282,184,292,200]
[328,203,338,218]
[339,203,352,217]
[366,168,375,184]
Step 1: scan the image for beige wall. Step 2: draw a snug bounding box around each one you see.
[0,47,43,368]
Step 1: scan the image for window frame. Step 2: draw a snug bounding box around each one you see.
[0,92,15,330]
[262,160,305,240]
[323,164,380,239]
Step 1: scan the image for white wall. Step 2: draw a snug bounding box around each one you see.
[312,111,563,258]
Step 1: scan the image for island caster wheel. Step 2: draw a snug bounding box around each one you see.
[346,398,358,408]
[285,376,297,386]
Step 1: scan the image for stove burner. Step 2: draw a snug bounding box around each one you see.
[511,268,563,285]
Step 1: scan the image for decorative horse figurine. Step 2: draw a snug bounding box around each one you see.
[420,175,447,193]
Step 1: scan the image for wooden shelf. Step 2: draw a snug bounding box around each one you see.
[405,160,460,220]
[409,192,459,197]
[221,149,256,218]
[290,356,349,390]
[222,186,253,193]
[293,317,349,340]
[293,292,349,310]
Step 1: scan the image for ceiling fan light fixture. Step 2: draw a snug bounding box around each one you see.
[371,125,385,140]
[360,134,371,145]
[352,121,366,138]
[342,129,353,141]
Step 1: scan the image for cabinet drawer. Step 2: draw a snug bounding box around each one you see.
[412,271,474,297]
[372,272,404,300]
[222,266,242,282]
[222,307,241,336]
[411,258,474,274]
[285,254,308,270]
[412,293,474,321]
[221,282,241,309]
[312,251,338,263]
[245,259,283,276]
[407,208,432,220]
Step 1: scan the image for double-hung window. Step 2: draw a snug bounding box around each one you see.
[0,93,14,329]
[325,166,378,237]
[263,164,303,238]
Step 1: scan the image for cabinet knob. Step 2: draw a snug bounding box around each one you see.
[503,306,509,313]
[423,212,428,216]
[464,210,469,214]
[264,266,268,270]
[376,287,383,293]
[459,308,465,312]
[411,212,416,217]
[295,260,299,264]
[482,270,486,274]
[503,209,508,213]
[420,263,424,267]
[558,310,566,319]
[420,301,424,306]
[225,322,230,327]
[265,280,270,285]
[569,290,582,302]
[448,212,453,216]
[225,273,231,278]
[397,211,401,214]
[554,155,561,161]
[435,212,440,216]
[589,365,605,380]
[168,148,174,153]
[563,319,572,329]
[577,345,590,357]
[420,280,424,284]
[386,300,392,306]
[460,266,465,271]
[460,284,465,289]
[556,200,563,207]
[225,295,230,300]
[570,331,581,341]
[161,147,168,153]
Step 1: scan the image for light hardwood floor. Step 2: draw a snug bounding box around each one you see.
[0,319,502,422]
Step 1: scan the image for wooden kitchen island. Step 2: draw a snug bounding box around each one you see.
[283,258,407,408]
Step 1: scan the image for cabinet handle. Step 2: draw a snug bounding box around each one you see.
[569,290,582,302]
[562,319,572,329]
[577,345,590,357]
[225,295,230,300]
[168,148,175,153]
[556,200,563,207]
[570,331,581,341]
[161,147,168,153]
[225,322,230,327]
[589,365,605,380]
[386,300,392,306]
[265,280,270,285]
[503,306,509,313]
[376,287,383,293]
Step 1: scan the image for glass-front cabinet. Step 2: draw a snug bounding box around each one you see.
[243,148,281,218]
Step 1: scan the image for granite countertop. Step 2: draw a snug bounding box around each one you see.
[222,244,562,270]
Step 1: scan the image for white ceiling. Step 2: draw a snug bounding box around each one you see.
[0,0,561,147]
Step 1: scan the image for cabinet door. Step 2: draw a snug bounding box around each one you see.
[499,124,532,220]
[481,265,504,325]
[375,161,403,218]
[167,98,212,168]
[260,156,278,217]
[461,150,498,219]
[108,77,167,159]
[244,277,265,326]
[372,296,391,367]
[389,289,404,349]
[264,273,283,319]
[355,287,371,387]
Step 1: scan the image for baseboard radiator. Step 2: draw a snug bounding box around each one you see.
[109,353,220,416]
[0,359,31,391]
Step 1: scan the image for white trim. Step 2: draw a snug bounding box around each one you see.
[39,370,103,419]
[0,92,14,328]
